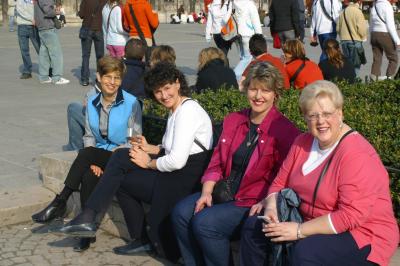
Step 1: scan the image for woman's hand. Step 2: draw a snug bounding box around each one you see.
[129,146,151,169]
[249,199,265,216]
[263,206,279,224]
[130,135,149,150]
[263,222,298,242]
[90,165,103,177]
[194,192,212,214]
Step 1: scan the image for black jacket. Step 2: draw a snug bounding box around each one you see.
[318,57,356,84]
[194,59,238,93]
[120,59,146,99]
[269,0,301,35]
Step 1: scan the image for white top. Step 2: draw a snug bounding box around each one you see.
[369,0,400,45]
[205,0,232,40]
[16,0,34,25]
[311,0,342,35]
[156,99,213,172]
[231,0,262,37]
[102,3,128,46]
[302,138,339,175]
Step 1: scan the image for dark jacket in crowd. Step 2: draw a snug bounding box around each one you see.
[34,0,57,30]
[269,0,300,35]
[78,0,107,31]
[318,57,356,84]
[120,59,146,99]
[194,59,238,92]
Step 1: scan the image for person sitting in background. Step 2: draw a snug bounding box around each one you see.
[282,39,323,89]
[53,63,213,261]
[120,38,146,99]
[240,80,399,266]
[241,34,290,90]
[172,62,300,266]
[32,56,143,253]
[194,47,238,93]
[149,45,176,67]
[318,39,356,83]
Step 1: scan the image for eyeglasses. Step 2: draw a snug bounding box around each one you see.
[305,110,337,121]
[103,75,122,83]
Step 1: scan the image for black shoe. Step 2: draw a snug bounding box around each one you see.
[73,237,96,252]
[113,239,152,255]
[56,222,97,238]
[32,195,66,224]
[20,73,32,79]
[80,80,89,86]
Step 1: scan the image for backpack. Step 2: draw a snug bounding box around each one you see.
[220,1,241,41]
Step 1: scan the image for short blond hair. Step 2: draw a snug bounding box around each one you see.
[198,47,228,71]
[299,80,344,114]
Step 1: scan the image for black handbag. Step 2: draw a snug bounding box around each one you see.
[53,17,62,29]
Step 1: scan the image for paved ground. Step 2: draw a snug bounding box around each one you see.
[0,23,398,265]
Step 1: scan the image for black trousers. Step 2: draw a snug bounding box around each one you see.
[64,146,112,208]
[213,33,232,57]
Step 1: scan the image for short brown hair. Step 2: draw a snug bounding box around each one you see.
[124,38,146,60]
[197,47,228,71]
[149,45,176,67]
[97,55,126,77]
[282,39,306,60]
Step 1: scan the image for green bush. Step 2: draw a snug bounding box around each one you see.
[143,80,400,221]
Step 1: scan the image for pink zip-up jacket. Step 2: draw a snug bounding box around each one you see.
[201,107,300,207]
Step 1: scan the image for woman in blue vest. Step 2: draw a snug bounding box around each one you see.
[31,55,142,252]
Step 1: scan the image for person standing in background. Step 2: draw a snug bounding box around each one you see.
[369,0,400,80]
[337,0,367,76]
[16,0,40,79]
[78,0,107,86]
[269,0,300,44]
[8,0,17,32]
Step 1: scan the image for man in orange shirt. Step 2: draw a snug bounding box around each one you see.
[122,0,159,46]
[241,34,290,90]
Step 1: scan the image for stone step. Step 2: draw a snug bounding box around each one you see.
[0,185,54,227]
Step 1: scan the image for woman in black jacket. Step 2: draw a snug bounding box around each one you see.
[194,47,238,92]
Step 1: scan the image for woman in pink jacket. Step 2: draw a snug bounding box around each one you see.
[172,62,300,266]
[241,80,399,266]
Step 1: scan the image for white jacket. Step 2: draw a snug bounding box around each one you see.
[311,0,342,35]
[232,0,262,37]
[205,0,232,40]
[370,0,400,45]
[102,3,128,46]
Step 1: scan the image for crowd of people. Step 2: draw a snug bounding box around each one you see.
[6,0,398,264]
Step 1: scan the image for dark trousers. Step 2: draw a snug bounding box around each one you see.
[172,192,249,266]
[17,25,40,74]
[213,34,232,57]
[370,31,398,77]
[79,27,104,82]
[240,216,376,266]
[64,147,112,207]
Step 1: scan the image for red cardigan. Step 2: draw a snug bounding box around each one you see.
[268,133,399,266]
[285,58,323,89]
[201,106,300,207]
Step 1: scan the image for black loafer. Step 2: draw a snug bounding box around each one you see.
[73,237,96,252]
[32,195,66,224]
[57,222,97,238]
[80,80,89,86]
[113,239,152,255]
[20,73,32,79]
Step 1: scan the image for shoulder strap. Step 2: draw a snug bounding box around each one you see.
[320,0,334,22]
[128,4,148,46]
[374,3,386,24]
[106,5,118,39]
[290,60,306,84]
[343,8,355,43]
[311,129,355,215]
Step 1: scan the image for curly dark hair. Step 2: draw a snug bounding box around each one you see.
[144,62,190,100]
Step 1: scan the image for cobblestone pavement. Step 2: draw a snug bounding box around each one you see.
[0,222,174,266]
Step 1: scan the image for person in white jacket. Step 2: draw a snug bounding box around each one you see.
[310,0,342,61]
[102,0,129,58]
[230,0,262,80]
[369,0,400,80]
[205,0,232,56]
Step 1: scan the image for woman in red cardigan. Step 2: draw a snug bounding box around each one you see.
[171,62,300,266]
[241,80,399,266]
[283,39,323,90]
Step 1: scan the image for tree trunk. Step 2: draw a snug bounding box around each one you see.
[189,0,196,12]
[2,0,8,25]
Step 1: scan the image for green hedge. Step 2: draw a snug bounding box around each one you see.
[143,80,400,221]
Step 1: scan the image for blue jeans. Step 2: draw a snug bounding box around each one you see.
[318,32,337,62]
[172,192,249,266]
[18,25,40,74]
[341,40,362,75]
[9,16,15,31]
[65,102,85,151]
[38,28,63,82]
[234,36,252,80]
[80,27,104,82]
